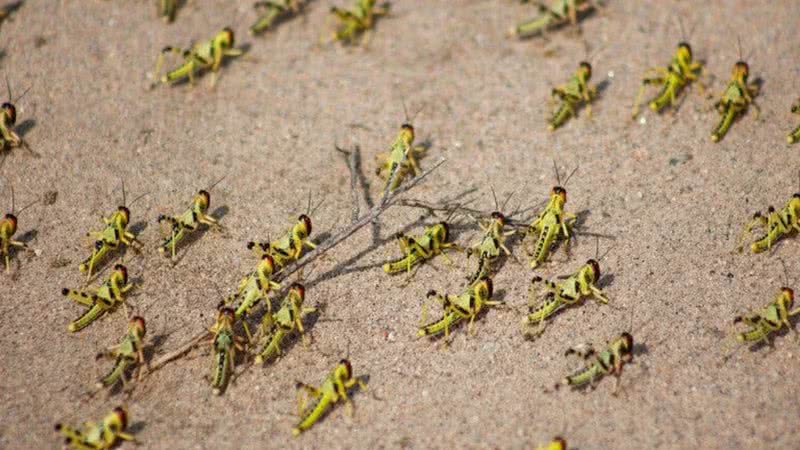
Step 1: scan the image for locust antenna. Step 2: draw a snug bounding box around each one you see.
[13,84,31,104]
[562,165,579,187]
[677,16,687,42]
[490,185,499,211]
[206,173,228,192]
[552,160,561,186]
[500,189,516,214]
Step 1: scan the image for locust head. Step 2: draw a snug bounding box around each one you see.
[2,102,16,125]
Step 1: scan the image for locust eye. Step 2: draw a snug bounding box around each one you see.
[115,264,128,282]
[481,277,493,298]
[4,213,16,223]
[678,42,692,58]
[401,123,414,133]
[734,61,749,77]
[579,61,591,77]
[223,27,235,46]
[131,316,146,335]
[794,193,800,199]
[219,306,235,320]
[621,332,634,351]
[587,259,600,280]
[340,359,352,378]
[2,102,15,124]
[552,437,567,450]
[299,214,312,236]
[261,253,275,267]
[783,287,794,302]
[491,211,505,223]
[198,190,210,205]
[291,283,305,299]
[112,407,128,430]
[439,222,449,240]
[119,206,131,219]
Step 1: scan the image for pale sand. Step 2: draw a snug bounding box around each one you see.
[1,1,800,449]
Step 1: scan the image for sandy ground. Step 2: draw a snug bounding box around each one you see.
[2,0,800,448]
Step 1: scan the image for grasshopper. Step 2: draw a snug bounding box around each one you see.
[375,103,425,192]
[62,264,135,332]
[293,358,366,435]
[158,0,178,23]
[250,0,304,35]
[418,276,499,341]
[153,28,243,87]
[157,176,225,262]
[558,332,634,394]
[79,183,146,281]
[254,283,316,364]
[383,222,459,275]
[548,61,595,131]
[509,0,594,39]
[733,287,799,346]
[710,43,759,142]
[537,438,567,450]
[631,42,704,120]
[247,194,321,269]
[55,406,137,450]
[208,306,245,395]
[1,76,33,158]
[523,258,609,338]
[328,0,389,45]
[1,185,36,273]
[736,183,800,254]
[526,163,577,269]
[226,254,282,338]
[96,316,147,389]
[788,99,800,144]
[466,188,516,285]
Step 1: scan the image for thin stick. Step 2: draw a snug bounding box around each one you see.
[146,158,447,374]
[397,198,531,228]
